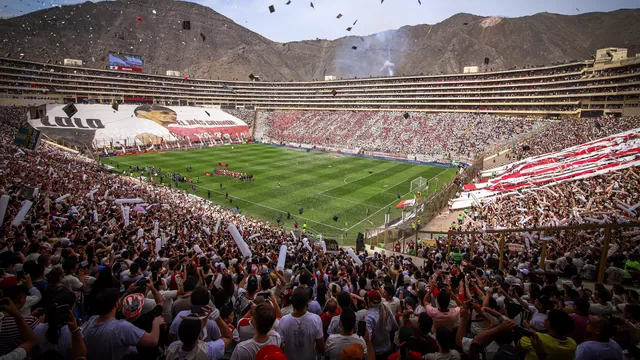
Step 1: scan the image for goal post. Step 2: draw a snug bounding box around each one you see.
[410,176,429,193]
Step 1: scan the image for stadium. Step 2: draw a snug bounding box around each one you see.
[1,1,640,360]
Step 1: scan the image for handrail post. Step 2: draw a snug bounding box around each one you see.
[499,233,505,270]
[597,226,612,284]
[415,230,419,255]
[469,235,475,258]
[446,232,452,255]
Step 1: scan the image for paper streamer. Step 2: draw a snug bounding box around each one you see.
[92,210,98,223]
[152,220,159,237]
[0,195,10,226]
[122,206,130,227]
[203,227,211,235]
[290,230,297,241]
[321,240,327,253]
[229,224,251,258]
[277,245,287,270]
[519,216,533,225]
[302,239,312,252]
[55,194,70,203]
[87,189,98,200]
[346,248,362,266]
[115,198,143,204]
[52,216,68,222]
[214,218,221,233]
[584,217,605,224]
[155,238,162,255]
[194,245,203,254]
[248,233,260,240]
[33,188,39,197]
[11,200,32,227]
[617,203,637,217]
[137,228,144,239]
[82,174,87,181]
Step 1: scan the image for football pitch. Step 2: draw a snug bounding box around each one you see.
[103,144,457,244]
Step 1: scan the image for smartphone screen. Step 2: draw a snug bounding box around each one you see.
[400,300,405,309]
[357,320,366,337]
[151,271,158,281]
[191,305,205,314]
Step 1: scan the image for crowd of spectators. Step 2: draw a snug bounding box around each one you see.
[1,99,640,360]
[221,109,255,128]
[257,111,545,161]
[508,116,640,160]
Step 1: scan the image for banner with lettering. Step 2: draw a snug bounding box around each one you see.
[27,104,249,147]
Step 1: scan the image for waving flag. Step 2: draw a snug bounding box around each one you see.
[395,198,420,209]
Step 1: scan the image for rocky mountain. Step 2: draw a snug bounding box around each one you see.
[1,0,638,81]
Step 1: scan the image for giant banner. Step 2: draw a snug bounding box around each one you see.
[27,104,250,147]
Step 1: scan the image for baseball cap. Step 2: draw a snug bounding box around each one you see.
[340,343,364,360]
[122,293,145,318]
[367,290,381,304]
[256,344,287,360]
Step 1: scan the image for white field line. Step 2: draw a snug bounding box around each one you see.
[345,167,451,232]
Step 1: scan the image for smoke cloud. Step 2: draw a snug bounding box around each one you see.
[380,59,395,76]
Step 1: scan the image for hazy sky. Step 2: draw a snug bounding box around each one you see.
[1,0,637,42]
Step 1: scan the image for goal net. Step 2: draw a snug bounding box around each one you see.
[410,176,429,193]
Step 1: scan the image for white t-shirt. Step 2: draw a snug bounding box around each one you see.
[325,334,366,360]
[61,275,83,291]
[277,312,323,360]
[230,331,281,360]
[383,297,401,314]
[169,310,221,342]
[167,339,225,360]
[34,324,73,360]
[528,305,547,331]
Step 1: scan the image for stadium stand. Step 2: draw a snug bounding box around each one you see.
[2,103,640,360]
[1,48,640,360]
[0,56,639,115]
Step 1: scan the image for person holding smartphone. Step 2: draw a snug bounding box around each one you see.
[33,290,87,360]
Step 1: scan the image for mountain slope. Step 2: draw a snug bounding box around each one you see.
[1,0,638,81]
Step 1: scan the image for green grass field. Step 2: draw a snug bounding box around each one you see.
[103,144,457,244]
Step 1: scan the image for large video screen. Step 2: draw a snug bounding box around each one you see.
[108,53,143,73]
